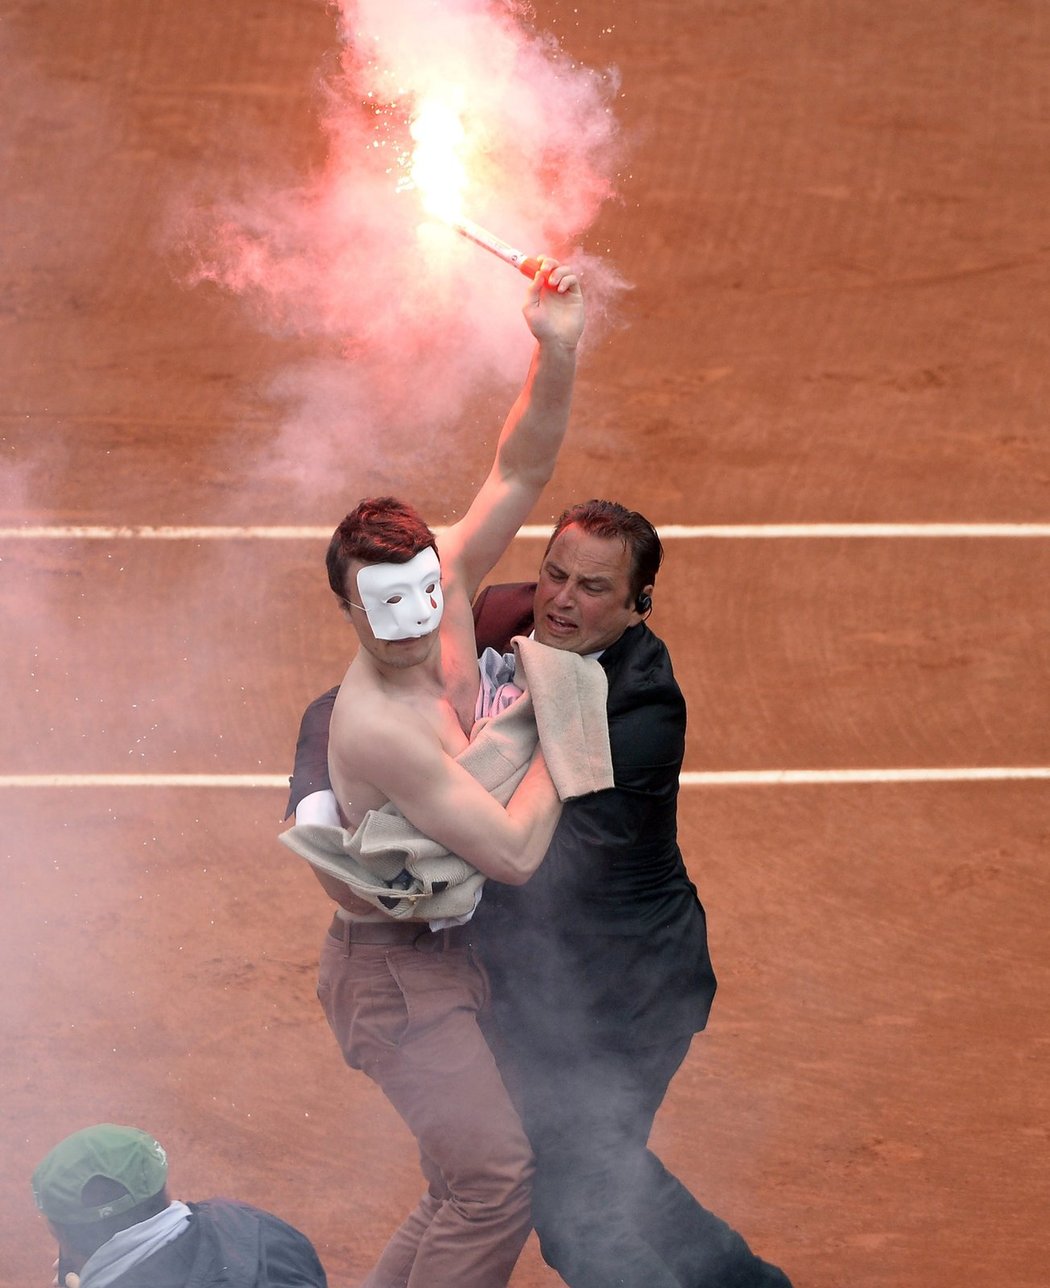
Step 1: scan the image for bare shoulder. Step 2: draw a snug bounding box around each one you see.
[329,673,430,775]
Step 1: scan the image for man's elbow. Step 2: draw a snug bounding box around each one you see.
[498,864,533,887]
[481,847,534,886]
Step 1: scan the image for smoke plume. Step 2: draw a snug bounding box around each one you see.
[186,0,625,492]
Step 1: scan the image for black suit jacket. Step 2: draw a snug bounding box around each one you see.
[285,581,716,1050]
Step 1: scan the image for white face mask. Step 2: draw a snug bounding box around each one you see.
[355,547,444,641]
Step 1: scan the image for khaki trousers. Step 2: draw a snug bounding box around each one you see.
[317,932,534,1288]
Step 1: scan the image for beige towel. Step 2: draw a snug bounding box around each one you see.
[279,637,612,920]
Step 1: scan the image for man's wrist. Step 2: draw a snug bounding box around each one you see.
[537,334,580,358]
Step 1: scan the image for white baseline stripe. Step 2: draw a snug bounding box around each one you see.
[3,523,1050,541]
[646,524,1050,540]
[0,774,291,788]
[2,768,1049,789]
[680,767,1050,785]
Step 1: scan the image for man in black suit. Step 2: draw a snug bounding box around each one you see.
[287,499,792,1288]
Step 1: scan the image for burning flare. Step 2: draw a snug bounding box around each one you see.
[406,95,541,278]
[408,97,469,224]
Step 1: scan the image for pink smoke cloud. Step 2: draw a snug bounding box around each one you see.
[184,0,626,484]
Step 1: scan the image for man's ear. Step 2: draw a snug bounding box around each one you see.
[633,584,655,618]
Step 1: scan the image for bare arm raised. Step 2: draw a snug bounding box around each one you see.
[441,259,584,599]
[321,263,584,904]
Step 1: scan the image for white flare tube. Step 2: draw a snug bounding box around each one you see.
[451,216,542,278]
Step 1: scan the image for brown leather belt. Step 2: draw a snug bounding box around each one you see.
[327,913,472,953]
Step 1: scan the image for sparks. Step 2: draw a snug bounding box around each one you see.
[404,95,541,278]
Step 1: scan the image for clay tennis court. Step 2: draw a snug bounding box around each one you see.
[3,1,1049,1284]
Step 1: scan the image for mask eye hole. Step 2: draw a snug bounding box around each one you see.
[385,595,403,605]
[425,583,437,594]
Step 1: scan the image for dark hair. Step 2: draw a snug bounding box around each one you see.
[52,1179,170,1262]
[546,499,663,604]
[326,497,437,603]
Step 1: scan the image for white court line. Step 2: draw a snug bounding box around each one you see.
[680,767,1050,785]
[0,775,291,788]
[2,768,1049,789]
[3,523,1050,540]
[4,526,1046,790]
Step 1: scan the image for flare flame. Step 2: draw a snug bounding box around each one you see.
[405,96,541,277]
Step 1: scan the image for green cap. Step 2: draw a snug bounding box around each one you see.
[32,1125,168,1226]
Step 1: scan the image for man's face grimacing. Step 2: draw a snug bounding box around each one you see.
[533,524,652,655]
[354,546,444,642]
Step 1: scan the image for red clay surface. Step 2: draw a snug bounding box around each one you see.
[3,1,1049,1285]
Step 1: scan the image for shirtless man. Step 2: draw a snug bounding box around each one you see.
[309,259,583,1288]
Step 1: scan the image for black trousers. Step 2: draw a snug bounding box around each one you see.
[495,1030,793,1288]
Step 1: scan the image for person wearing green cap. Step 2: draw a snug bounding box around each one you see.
[32,1123,328,1288]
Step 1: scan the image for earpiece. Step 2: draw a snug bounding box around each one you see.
[635,592,652,616]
